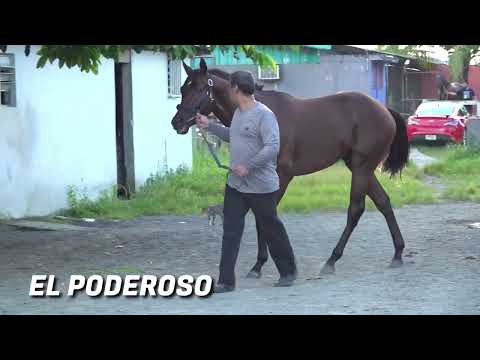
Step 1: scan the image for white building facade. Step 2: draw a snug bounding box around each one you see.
[0,46,192,218]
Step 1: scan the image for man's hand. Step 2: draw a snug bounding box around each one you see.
[232,164,249,177]
[195,113,210,129]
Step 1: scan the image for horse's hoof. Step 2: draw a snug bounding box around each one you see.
[389,258,403,268]
[320,264,335,275]
[246,270,261,279]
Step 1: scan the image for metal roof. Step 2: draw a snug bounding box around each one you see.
[340,45,447,65]
[303,45,332,50]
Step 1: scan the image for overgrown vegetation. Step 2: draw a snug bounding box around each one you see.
[377,45,480,83]
[61,147,230,219]
[415,144,452,161]
[424,145,480,201]
[64,143,480,219]
[62,145,438,219]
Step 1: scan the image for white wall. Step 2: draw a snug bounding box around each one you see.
[0,46,191,218]
[131,51,191,185]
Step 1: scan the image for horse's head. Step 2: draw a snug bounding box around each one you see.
[171,58,216,135]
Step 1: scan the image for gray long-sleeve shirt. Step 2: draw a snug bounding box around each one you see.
[207,101,280,194]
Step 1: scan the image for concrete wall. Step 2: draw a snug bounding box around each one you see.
[214,55,370,99]
[466,118,480,147]
[0,46,190,218]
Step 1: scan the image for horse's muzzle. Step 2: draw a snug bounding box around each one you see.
[172,113,196,135]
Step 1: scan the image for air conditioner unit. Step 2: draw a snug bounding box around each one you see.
[258,64,280,81]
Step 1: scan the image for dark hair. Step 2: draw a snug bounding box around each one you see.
[230,71,255,95]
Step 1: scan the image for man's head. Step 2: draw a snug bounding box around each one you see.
[229,71,255,106]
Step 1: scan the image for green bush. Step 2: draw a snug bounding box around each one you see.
[61,148,229,219]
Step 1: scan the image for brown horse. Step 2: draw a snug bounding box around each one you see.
[171,58,409,277]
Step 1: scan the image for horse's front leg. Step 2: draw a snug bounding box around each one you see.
[246,173,293,278]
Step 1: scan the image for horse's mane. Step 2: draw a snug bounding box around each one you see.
[208,68,231,81]
[208,68,296,98]
[208,68,265,91]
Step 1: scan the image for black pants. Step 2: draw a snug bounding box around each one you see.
[218,185,297,287]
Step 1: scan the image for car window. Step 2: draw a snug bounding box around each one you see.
[416,102,456,116]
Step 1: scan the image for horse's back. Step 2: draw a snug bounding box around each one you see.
[260,90,396,174]
[280,91,393,129]
[261,91,397,149]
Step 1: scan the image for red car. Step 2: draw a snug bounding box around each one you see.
[407,101,470,144]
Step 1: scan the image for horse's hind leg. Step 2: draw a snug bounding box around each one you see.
[367,174,405,267]
[321,159,369,275]
[246,174,293,278]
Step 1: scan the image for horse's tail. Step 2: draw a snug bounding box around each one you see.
[382,108,410,177]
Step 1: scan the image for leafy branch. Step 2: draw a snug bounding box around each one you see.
[0,45,298,74]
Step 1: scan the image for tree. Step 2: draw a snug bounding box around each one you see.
[0,45,293,73]
[377,45,480,83]
[376,45,435,70]
[442,45,480,83]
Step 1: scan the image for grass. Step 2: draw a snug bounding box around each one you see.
[279,162,436,212]
[423,145,480,201]
[61,143,438,219]
[60,147,230,219]
[415,144,453,161]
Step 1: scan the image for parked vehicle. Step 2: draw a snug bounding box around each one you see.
[406,100,479,144]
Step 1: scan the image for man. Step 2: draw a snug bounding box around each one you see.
[195,71,297,293]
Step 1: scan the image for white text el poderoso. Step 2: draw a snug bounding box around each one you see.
[29,275,213,297]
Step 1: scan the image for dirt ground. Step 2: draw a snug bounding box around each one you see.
[1,202,479,314]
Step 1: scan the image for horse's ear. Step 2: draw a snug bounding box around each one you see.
[182,61,193,76]
[199,58,208,74]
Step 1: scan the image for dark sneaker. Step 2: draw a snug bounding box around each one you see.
[213,283,235,293]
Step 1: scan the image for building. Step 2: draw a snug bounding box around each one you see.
[0,46,192,218]
[191,45,456,115]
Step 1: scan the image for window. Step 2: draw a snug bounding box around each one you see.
[416,102,456,116]
[167,58,182,97]
[0,53,16,107]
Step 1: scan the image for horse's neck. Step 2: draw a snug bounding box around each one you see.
[212,92,273,127]
[212,88,236,127]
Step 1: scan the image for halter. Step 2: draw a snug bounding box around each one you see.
[177,78,215,126]
[176,77,231,173]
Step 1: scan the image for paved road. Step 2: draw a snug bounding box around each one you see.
[1,203,479,314]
